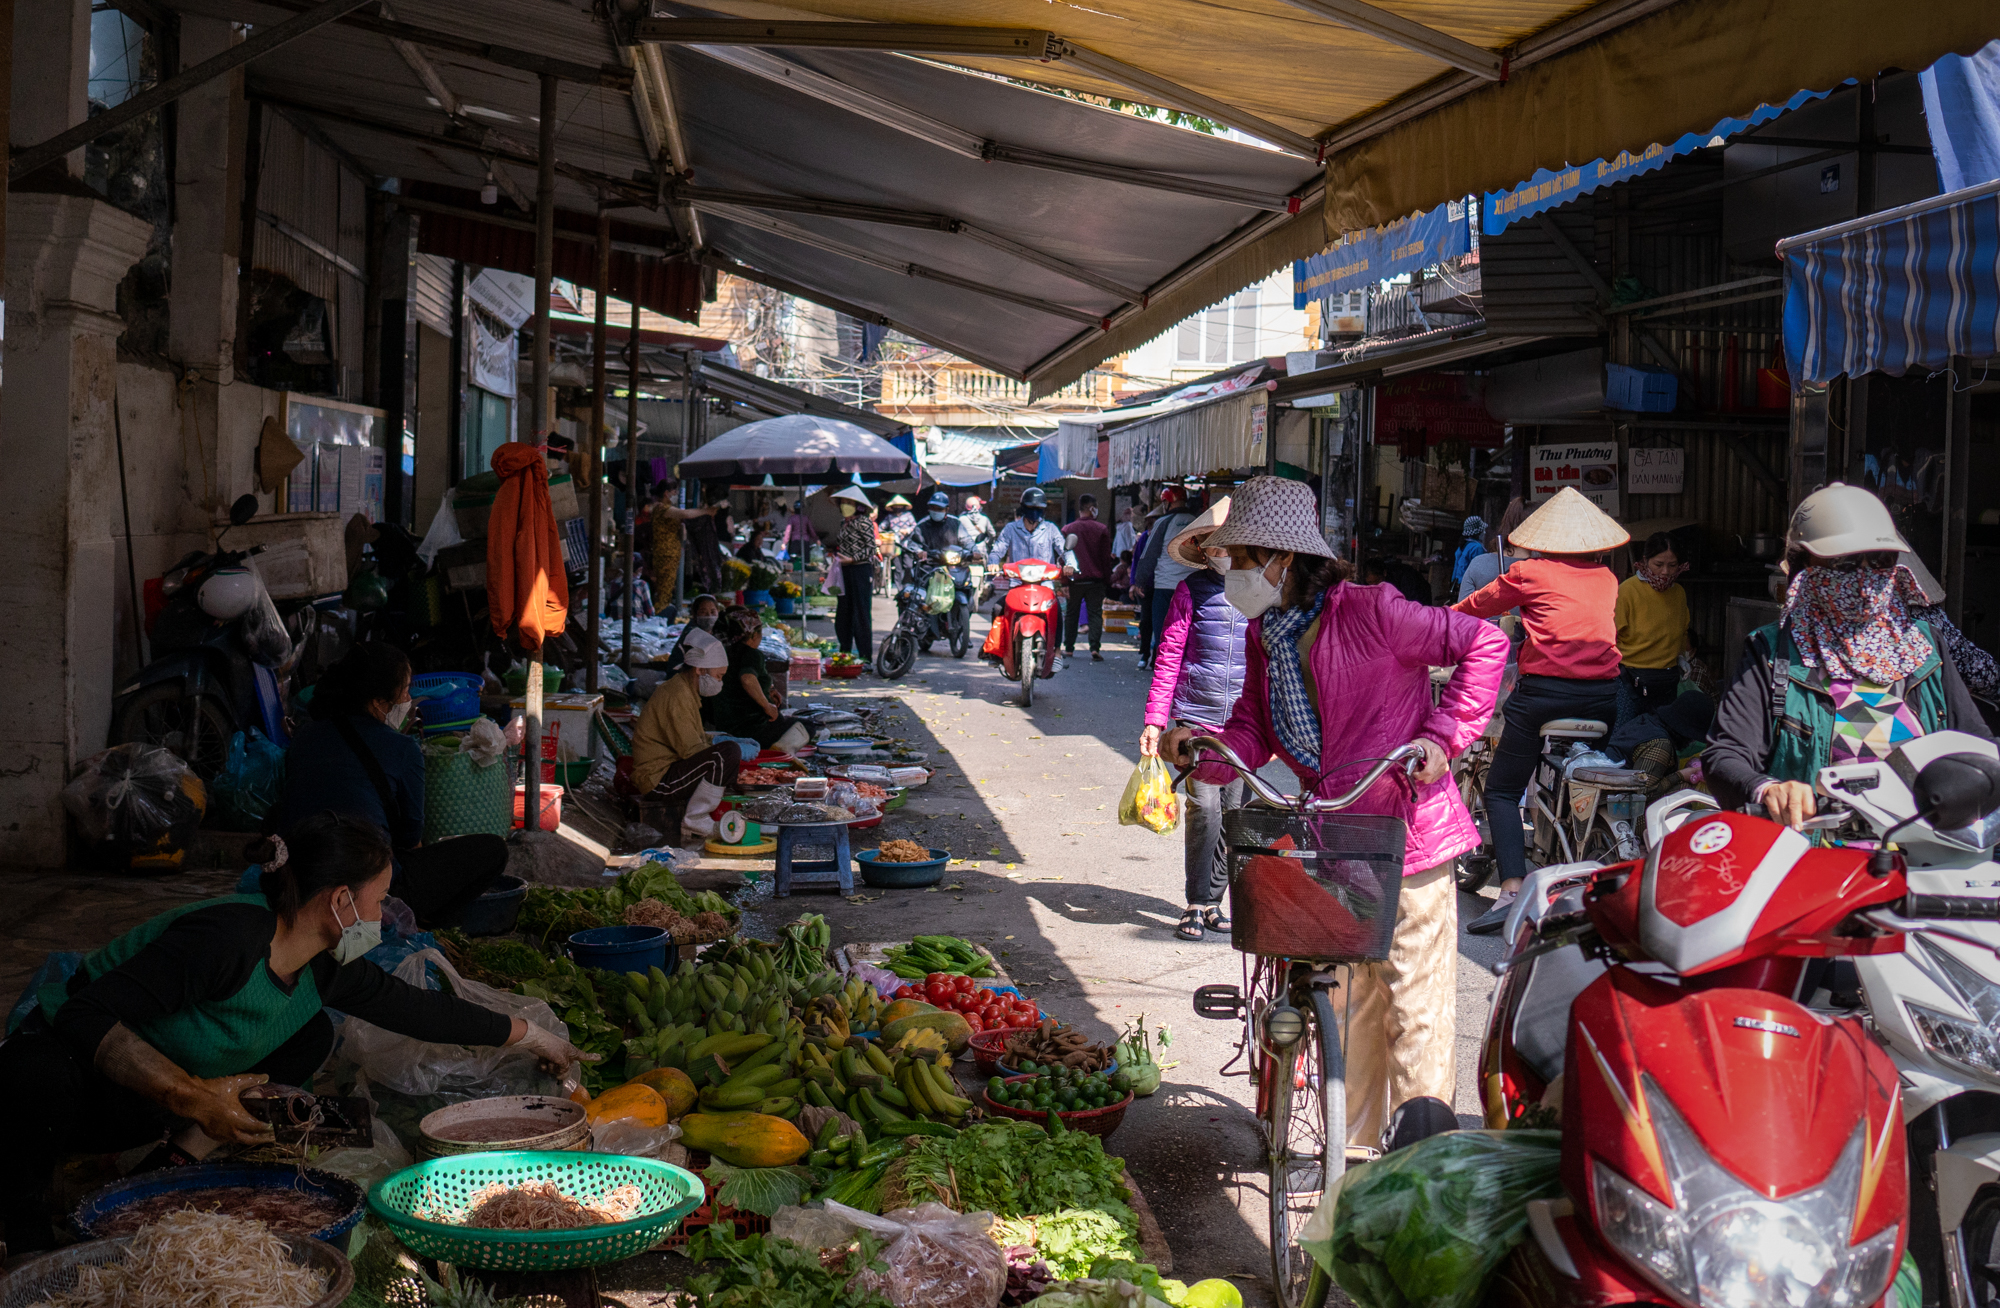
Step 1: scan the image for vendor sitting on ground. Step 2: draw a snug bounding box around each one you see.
[631,629,742,840]
[702,609,809,754]
[0,813,590,1252]
[274,643,506,928]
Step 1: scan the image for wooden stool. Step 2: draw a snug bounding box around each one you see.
[774,821,852,897]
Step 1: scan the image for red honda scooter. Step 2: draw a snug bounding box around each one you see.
[1473,755,2000,1308]
[990,558,1063,707]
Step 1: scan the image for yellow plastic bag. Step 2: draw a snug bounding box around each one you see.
[1119,756,1183,834]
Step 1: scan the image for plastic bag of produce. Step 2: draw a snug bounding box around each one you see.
[1117,756,1182,834]
[211,728,286,829]
[1303,1129,1562,1308]
[334,948,567,1100]
[826,1199,1008,1308]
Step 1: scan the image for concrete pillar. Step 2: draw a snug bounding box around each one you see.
[167,15,243,376]
[0,194,155,866]
[7,0,85,178]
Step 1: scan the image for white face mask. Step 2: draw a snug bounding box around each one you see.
[1206,551,1231,576]
[385,700,412,730]
[698,672,724,696]
[1224,565,1285,619]
[331,890,383,965]
[694,614,718,631]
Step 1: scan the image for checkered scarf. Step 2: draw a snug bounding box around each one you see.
[1261,588,1327,773]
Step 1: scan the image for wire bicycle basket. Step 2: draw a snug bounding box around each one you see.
[1223,809,1408,962]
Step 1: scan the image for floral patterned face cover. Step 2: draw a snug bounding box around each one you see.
[1782,563,1934,683]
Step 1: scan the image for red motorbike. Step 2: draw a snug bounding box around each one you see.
[988,558,1064,707]
[1474,750,2000,1308]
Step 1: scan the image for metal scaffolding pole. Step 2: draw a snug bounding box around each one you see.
[586,210,609,693]
[623,286,640,670]
[524,71,557,828]
[680,349,699,608]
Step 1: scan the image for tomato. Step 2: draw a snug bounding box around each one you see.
[894,985,920,1000]
[953,975,976,994]
[925,981,954,1005]
[926,973,948,986]
[963,1013,986,1033]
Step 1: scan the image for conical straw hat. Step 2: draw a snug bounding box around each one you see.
[1506,487,1629,554]
[1168,496,1231,567]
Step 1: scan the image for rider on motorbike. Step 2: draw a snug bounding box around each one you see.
[914,490,976,558]
[959,496,996,550]
[1705,482,1994,828]
[980,487,1069,666]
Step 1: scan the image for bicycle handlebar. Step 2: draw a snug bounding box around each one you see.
[1172,734,1425,814]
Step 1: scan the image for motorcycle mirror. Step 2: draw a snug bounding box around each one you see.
[1913,753,2000,830]
[228,493,259,526]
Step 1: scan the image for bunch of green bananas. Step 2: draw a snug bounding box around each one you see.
[695,1034,806,1118]
[798,1036,972,1136]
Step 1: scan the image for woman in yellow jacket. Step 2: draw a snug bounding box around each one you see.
[630,628,741,839]
[1614,531,1693,718]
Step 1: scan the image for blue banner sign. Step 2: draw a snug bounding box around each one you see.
[1483,88,1829,234]
[1293,199,1470,308]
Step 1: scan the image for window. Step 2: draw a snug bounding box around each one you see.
[1176,287,1262,365]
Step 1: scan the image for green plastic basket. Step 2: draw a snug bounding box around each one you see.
[366,1151,704,1271]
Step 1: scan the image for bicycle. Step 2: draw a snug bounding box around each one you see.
[1176,735,1425,1308]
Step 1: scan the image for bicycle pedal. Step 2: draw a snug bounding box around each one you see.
[1193,984,1245,1020]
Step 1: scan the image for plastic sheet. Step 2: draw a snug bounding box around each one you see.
[823,1201,1008,1308]
[1117,757,1181,834]
[1304,1129,1562,1308]
[334,949,566,1100]
[239,563,294,667]
[591,1118,682,1158]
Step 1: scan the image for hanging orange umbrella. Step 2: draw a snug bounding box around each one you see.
[486,441,569,650]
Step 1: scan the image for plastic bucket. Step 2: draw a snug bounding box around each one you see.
[512,783,565,831]
[411,673,482,726]
[568,925,671,976]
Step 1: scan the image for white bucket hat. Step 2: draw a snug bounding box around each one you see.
[1507,487,1630,554]
[1200,477,1332,559]
[1168,496,1232,567]
[831,486,873,509]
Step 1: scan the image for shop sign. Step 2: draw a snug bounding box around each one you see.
[1248,395,1267,465]
[469,304,518,398]
[1532,442,1620,514]
[1629,447,1685,494]
[1294,200,1470,307]
[467,269,535,330]
[1376,372,1504,449]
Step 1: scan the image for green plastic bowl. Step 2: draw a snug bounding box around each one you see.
[366,1150,703,1271]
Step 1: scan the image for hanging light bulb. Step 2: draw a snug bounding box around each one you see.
[480,167,498,205]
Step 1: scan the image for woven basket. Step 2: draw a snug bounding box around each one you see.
[424,748,511,842]
[0,1233,352,1308]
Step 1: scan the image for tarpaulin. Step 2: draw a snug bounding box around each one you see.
[1295,201,1471,307]
[1922,40,2000,193]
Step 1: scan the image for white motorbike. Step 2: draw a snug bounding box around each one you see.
[1648,733,2000,1308]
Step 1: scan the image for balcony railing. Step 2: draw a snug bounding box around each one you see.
[878,363,1117,412]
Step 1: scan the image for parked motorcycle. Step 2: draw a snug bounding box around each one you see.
[1527,715,1651,866]
[109,495,295,779]
[992,558,1064,707]
[875,550,964,679]
[1649,733,2000,1308]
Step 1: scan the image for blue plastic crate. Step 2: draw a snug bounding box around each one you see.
[1606,363,1677,413]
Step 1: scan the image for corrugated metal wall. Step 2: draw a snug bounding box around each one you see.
[412,253,456,338]
[254,112,369,398]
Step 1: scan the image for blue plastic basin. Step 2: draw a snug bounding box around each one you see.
[568,925,673,975]
[411,673,482,727]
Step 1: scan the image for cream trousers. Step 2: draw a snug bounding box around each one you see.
[1334,862,1458,1148]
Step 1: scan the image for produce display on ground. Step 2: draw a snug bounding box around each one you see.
[873,839,931,863]
[513,862,739,948]
[988,1068,1129,1114]
[89,1186,348,1238]
[30,1211,328,1308]
[892,974,1041,1033]
[881,935,997,979]
[1005,1021,1118,1073]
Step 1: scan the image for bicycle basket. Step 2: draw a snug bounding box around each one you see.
[1224,809,1408,962]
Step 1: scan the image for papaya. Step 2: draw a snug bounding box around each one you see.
[880,1009,973,1054]
[678,1111,810,1167]
[879,999,936,1027]
[582,1082,668,1128]
[627,1067,699,1118]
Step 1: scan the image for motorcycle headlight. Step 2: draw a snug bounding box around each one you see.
[1908,936,2000,1077]
[944,550,961,565]
[1591,1077,1892,1308]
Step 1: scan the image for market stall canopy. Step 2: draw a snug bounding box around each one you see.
[1779,176,2000,385]
[677,414,919,479]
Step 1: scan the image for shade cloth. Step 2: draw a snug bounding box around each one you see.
[676,413,919,478]
[1778,177,2000,385]
[486,442,570,651]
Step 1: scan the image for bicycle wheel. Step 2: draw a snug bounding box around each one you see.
[1265,978,1339,1308]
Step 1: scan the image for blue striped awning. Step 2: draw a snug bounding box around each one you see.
[1780,177,2000,385]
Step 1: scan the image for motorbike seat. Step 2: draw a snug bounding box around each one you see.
[1572,766,1652,789]
[1539,718,1607,739]
[1511,941,1608,1085]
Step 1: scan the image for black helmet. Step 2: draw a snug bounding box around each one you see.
[925,491,950,510]
[1020,487,1048,510]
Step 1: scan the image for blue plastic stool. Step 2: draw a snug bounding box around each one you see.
[774,821,853,897]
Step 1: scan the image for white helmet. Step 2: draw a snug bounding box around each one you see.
[198,568,262,620]
[1785,483,1911,558]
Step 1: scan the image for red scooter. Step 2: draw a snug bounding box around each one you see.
[989,558,1064,707]
[1473,752,2000,1308]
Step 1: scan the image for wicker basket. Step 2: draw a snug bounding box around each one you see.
[423,747,512,842]
[1224,809,1409,962]
[0,1233,352,1308]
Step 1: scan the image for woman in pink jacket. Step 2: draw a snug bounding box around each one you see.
[1159,477,1506,1147]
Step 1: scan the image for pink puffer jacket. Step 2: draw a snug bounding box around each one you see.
[1195,581,1507,875]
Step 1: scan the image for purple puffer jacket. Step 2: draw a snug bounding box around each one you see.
[1196,580,1507,875]
[1145,571,1248,728]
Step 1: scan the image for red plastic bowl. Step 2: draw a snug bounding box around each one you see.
[982,1074,1131,1139]
[966,1027,1039,1080]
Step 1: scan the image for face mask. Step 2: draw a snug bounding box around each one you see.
[698,672,724,696]
[385,700,412,730]
[331,890,382,965]
[1023,508,1043,523]
[928,510,945,522]
[694,614,717,631]
[840,503,857,518]
[1225,565,1285,619]
[1207,552,1231,575]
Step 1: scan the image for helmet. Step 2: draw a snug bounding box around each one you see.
[198,568,262,620]
[1020,487,1048,510]
[1786,482,1911,558]
[925,491,950,510]
[964,496,983,510]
